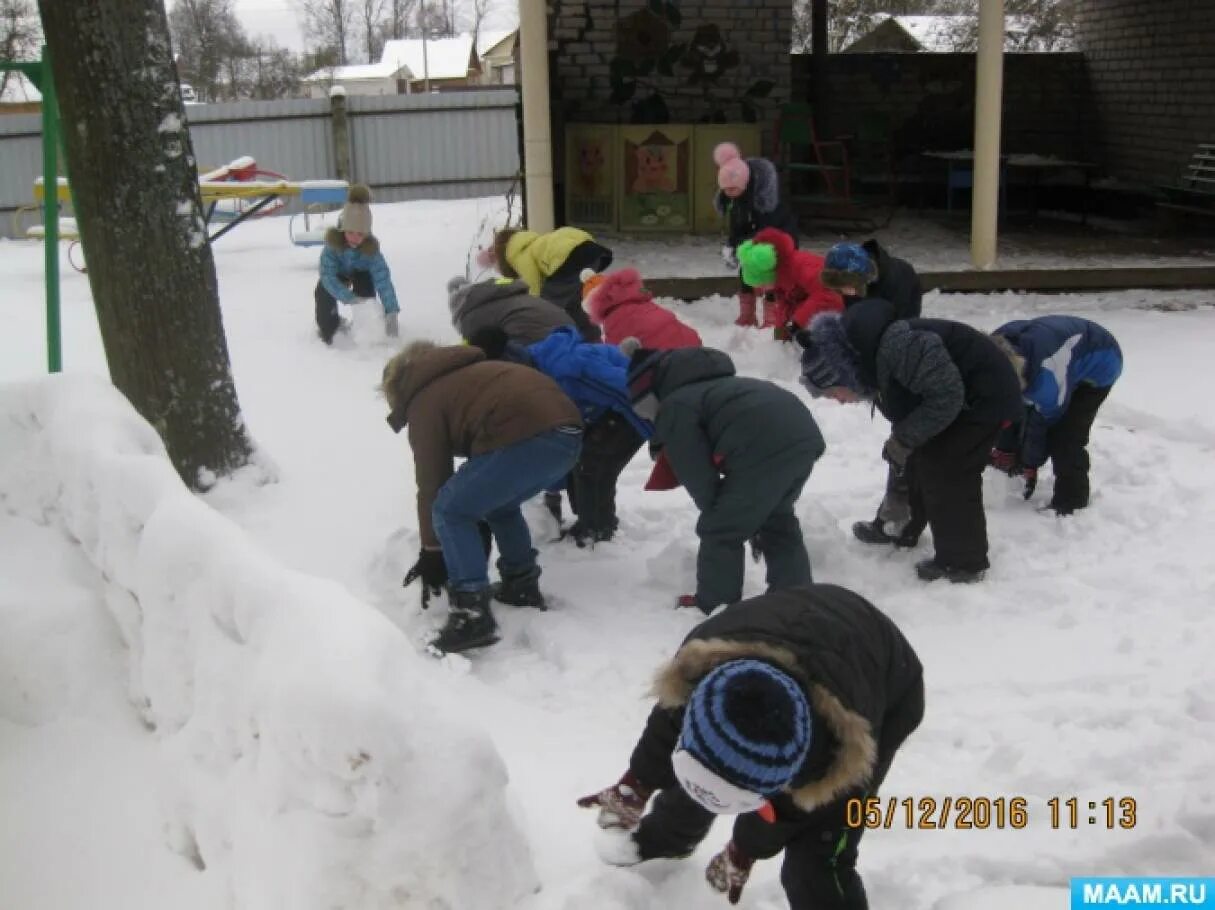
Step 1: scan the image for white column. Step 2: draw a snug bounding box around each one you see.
[518,0,555,231]
[971,0,1005,269]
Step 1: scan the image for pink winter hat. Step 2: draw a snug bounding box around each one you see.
[714,142,750,192]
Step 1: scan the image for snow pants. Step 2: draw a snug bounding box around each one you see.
[314,270,375,343]
[901,418,1002,572]
[1045,384,1111,514]
[566,412,645,535]
[634,672,925,910]
[693,442,818,613]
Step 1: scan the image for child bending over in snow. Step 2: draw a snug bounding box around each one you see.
[581,268,702,350]
[314,184,400,344]
[476,225,612,342]
[578,585,924,910]
[735,228,842,341]
[989,316,1123,515]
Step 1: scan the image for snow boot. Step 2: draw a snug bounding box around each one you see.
[734,291,758,327]
[544,491,564,524]
[915,558,986,584]
[852,519,919,548]
[760,292,783,329]
[429,589,500,655]
[494,566,547,610]
[563,518,617,548]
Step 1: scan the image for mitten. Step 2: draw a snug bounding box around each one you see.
[576,770,653,830]
[721,244,739,271]
[1022,466,1038,500]
[989,448,1018,474]
[882,435,913,475]
[403,547,447,608]
[705,841,755,905]
[384,312,399,338]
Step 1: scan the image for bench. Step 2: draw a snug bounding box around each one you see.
[1157,144,1215,221]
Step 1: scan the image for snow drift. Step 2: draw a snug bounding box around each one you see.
[0,374,538,909]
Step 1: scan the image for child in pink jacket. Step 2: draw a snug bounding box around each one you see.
[582,268,702,350]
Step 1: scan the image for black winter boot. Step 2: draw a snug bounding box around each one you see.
[544,491,564,524]
[852,519,919,548]
[494,566,547,610]
[429,589,500,654]
[915,558,985,584]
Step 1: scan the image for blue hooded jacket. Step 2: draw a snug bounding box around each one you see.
[994,316,1122,467]
[523,327,654,439]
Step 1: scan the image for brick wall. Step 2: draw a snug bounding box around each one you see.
[791,53,1093,176]
[546,0,791,131]
[1075,0,1215,189]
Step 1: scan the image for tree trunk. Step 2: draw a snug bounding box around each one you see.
[38,0,254,490]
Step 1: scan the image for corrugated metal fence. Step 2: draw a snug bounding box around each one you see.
[0,88,520,238]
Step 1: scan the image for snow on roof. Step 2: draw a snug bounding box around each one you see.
[476,28,515,58]
[875,14,1061,53]
[303,59,406,83]
[0,71,41,103]
[381,35,475,81]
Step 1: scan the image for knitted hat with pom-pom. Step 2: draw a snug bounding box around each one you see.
[736,239,779,289]
[675,659,812,808]
[579,267,609,301]
[714,142,750,193]
[340,184,373,234]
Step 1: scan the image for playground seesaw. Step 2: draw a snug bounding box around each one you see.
[25,157,348,248]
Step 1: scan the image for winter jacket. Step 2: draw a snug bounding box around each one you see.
[713,157,799,251]
[587,268,703,349]
[752,228,844,328]
[504,227,596,295]
[525,327,654,439]
[628,585,924,859]
[451,278,576,346]
[993,316,1123,468]
[384,345,582,547]
[843,300,1023,449]
[319,228,399,314]
[862,239,922,321]
[649,348,826,511]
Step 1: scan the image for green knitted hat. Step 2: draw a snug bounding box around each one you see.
[737,240,778,288]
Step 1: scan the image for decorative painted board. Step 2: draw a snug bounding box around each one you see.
[564,123,618,230]
[617,124,694,232]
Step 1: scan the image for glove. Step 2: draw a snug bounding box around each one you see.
[384,312,399,337]
[705,841,754,905]
[989,448,1019,474]
[882,435,913,475]
[721,244,739,271]
[1022,466,1038,500]
[576,771,653,830]
[403,547,447,608]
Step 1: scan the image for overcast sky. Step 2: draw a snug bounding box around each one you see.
[222,0,519,54]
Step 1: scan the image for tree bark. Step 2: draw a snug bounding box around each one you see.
[38,0,254,490]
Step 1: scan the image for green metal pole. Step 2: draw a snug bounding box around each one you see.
[41,46,62,373]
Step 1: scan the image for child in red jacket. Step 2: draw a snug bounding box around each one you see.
[582,268,703,350]
[736,228,843,338]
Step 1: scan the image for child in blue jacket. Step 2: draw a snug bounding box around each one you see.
[469,326,653,546]
[315,184,400,344]
[990,316,1123,514]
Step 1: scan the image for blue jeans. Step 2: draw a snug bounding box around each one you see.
[432,428,582,591]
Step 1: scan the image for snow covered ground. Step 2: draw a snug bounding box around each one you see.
[2,197,1214,910]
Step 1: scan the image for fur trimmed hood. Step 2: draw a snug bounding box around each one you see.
[652,638,878,814]
[989,332,1029,391]
[324,226,380,256]
[713,157,780,216]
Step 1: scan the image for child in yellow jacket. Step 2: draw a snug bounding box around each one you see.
[477,226,612,341]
